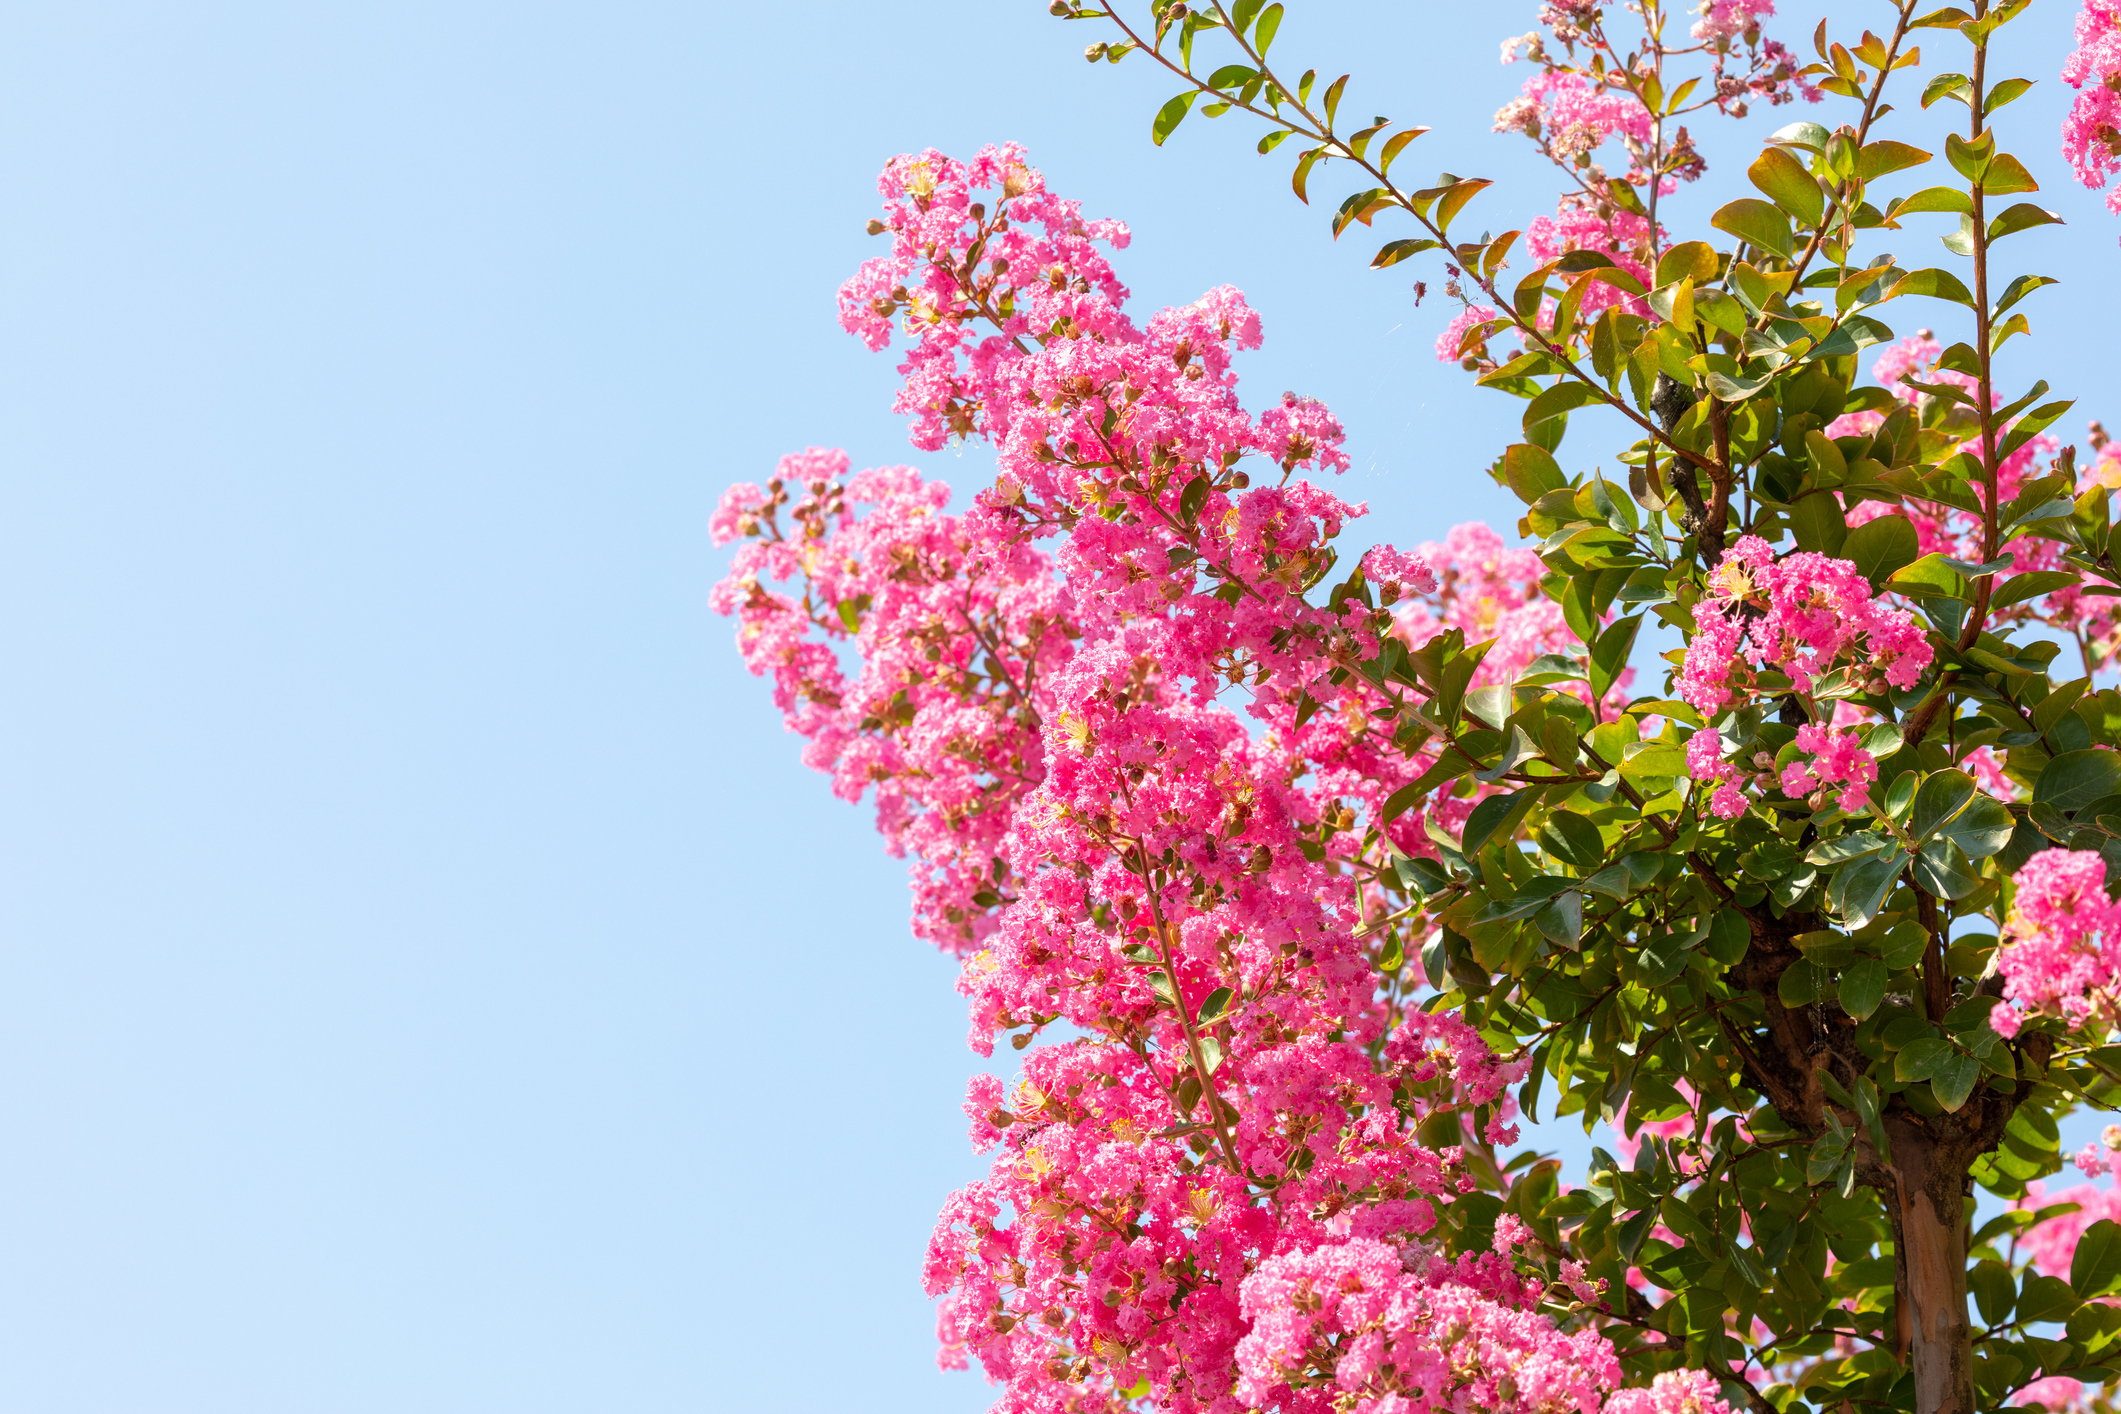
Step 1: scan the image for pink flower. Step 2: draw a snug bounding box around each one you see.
[1678,535,1931,814]
[1437,304,1503,362]
[2017,1375,2084,1411]
[2062,1,2121,227]
[1992,849,2121,1034]
[1692,0,1776,41]
[1778,723,1879,813]
[1607,1369,1739,1414]
[2019,1178,2121,1278]
[1362,544,1439,599]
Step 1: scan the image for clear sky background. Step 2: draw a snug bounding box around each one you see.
[0,3,2114,1411]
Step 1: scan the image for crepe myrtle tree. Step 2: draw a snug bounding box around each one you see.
[712,2,2121,1413]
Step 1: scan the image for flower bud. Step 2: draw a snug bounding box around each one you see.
[1085,41,1107,60]
[1048,0,1070,12]
[865,218,886,236]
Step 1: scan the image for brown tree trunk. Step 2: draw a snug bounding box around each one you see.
[1885,1116,1974,1414]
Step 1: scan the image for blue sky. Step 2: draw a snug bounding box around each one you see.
[0,2,2113,1411]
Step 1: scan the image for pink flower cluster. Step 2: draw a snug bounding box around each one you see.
[2016,1374,2087,1412]
[1391,522,1631,838]
[2062,0,2121,224]
[1677,536,1932,817]
[1526,200,1657,319]
[711,450,1070,954]
[717,147,1717,1414]
[1493,71,1652,163]
[1990,848,2121,1038]
[1834,338,2113,666]
[1691,0,1776,42]
[1233,1237,1638,1414]
[2018,1175,2121,1277]
[1436,304,1506,365]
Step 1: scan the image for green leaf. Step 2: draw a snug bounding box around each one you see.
[1840,956,1888,1020]
[1541,811,1606,869]
[2021,1272,2078,1325]
[1887,267,1975,306]
[1946,131,1994,182]
[1993,273,2058,316]
[1461,791,1522,855]
[1921,71,1974,107]
[1768,120,1831,152]
[1434,179,1492,234]
[1808,830,1893,866]
[1972,1259,2016,1324]
[1533,891,1584,946]
[1179,475,1212,524]
[1197,985,1234,1024]
[1780,959,1823,1006]
[1789,491,1848,556]
[1838,852,1905,930]
[1931,1049,1980,1111]
[1371,237,1441,268]
[1654,241,1719,287]
[1942,795,2016,859]
[1711,198,1794,259]
[1986,76,2034,110]
[1890,185,1974,217]
[1619,740,1689,779]
[1806,1129,1851,1184]
[2000,571,2081,615]
[1321,73,1348,129]
[2035,749,2121,813]
[1377,126,1428,176]
[1841,513,1920,590]
[1590,616,1642,701]
[1910,769,1977,839]
[1858,140,1932,182]
[1474,724,1541,783]
[1705,363,1772,401]
[1999,398,2075,462]
[1988,202,2063,241]
[2075,1219,2121,1298]
[1896,1037,1954,1082]
[1523,381,1600,442]
[1380,777,1431,824]
[1915,835,1980,899]
[1980,153,2041,196]
[1887,552,1970,601]
[1749,145,1824,225]
[1943,214,1977,257]
[1152,90,1199,146]
[1252,2,1283,51]
[1291,147,1324,204]
[1503,443,1567,503]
